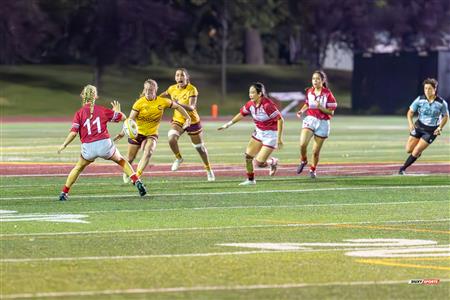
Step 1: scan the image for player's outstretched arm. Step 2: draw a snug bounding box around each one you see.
[57,132,77,154]
[218,113,244,130]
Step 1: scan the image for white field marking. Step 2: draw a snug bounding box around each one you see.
[2,279,450,299]
[3,199,449,216]
[0,212,89,224]
[0,210,17,214]
[218,239,438,251]
[3,245,450,264]
[346,247,450,258]
[1,185,449,201]
[1,218,449,238]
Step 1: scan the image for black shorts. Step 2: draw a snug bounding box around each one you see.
[410,120,438,144]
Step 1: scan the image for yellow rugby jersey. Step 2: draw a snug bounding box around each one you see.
[165,83,200,124]
[132,96,172,136]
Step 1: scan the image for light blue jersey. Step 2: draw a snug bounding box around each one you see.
[410,95,449,127]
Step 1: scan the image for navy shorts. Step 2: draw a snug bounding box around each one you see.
[410,121,438,144]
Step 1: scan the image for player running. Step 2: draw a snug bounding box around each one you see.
[116,79,191,181]
[218,82,284,185]
[399,78,448,174]
[296,70,337,178]
[160,68,215,181]
[57,85,147,201]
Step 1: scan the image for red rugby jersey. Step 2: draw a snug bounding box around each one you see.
[70,104,121,143]
[304,87,337,120]
[240,97,281,131]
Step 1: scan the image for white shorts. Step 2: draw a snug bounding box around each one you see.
[252,128,278,149]
[81,138,117,161]
[302,115,330,138]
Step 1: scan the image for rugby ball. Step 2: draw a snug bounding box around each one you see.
[123,118,138,139]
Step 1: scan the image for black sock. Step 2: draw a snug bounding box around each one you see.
[401,154,418,170]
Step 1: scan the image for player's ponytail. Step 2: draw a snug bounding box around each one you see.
[80,85,97,119]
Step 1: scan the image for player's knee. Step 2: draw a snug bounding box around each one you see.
[168,130,180,139]
[143,149,153,158]
[192,143,206,153]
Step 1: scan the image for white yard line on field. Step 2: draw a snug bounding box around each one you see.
[2,279,450,299]
[1,185,449,201]
[1,199,448,216]
[1,218,449,237]
[2,245,450,263]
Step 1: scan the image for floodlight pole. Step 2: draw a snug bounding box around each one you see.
[220,0,228,104]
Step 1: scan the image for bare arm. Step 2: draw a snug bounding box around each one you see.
[57,131,77,154]
[296,103,308,118]
[171,102,191,129]
[406,109,415,132]
[218,112,244,130]
[317,102,334,116]
[434,114,448,135]
[176,96,197,112]
[277,116,284,149]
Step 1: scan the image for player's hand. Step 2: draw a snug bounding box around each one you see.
[434,127,442,135]
[182,118,191,130]
[114,130,125,142]
[409,125,416,135]
[57,144,66,154]
[277,139,284,150]
[296,110,305,119]
[111,100,121,112]
[218,121,233,130]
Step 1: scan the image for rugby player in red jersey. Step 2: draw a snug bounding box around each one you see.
[57,85,147,200]
[296,71,337,178]
[218,82,284,185]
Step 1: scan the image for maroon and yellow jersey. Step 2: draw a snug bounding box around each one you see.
[165,83,200,124]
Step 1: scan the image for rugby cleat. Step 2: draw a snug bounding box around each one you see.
[239,179,256,186]
[207,170,215,182]
[296,161,308,174]
[269,158,278,176]
[59,192,69,201]
[171,158,184,171]
[135,180,147,197]
[309,170,317,179]
[398,169,406,175]
[123,173,131,184]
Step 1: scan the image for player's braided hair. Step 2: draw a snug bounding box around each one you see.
[80,85,97,119]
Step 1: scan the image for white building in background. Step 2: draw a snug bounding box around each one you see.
[323,44,353,71]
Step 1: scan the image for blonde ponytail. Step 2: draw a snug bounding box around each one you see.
[80,85,97,119]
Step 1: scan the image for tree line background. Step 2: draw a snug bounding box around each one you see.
[1,0,449,81]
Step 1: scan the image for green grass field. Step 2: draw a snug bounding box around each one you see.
[1,117,449,299]
[0,64,352,117]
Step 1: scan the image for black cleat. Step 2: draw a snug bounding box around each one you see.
[296,161,308,174]
[398,169,406,175]
[59,192,68,201]
[135,180,147,197]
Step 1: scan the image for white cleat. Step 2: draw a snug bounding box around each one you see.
[207,170,215,182]
[171,158,184,171]
[123,173,131,184]
[239,179,256,186]
[269,158,279,176]
[309,170,317,179]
